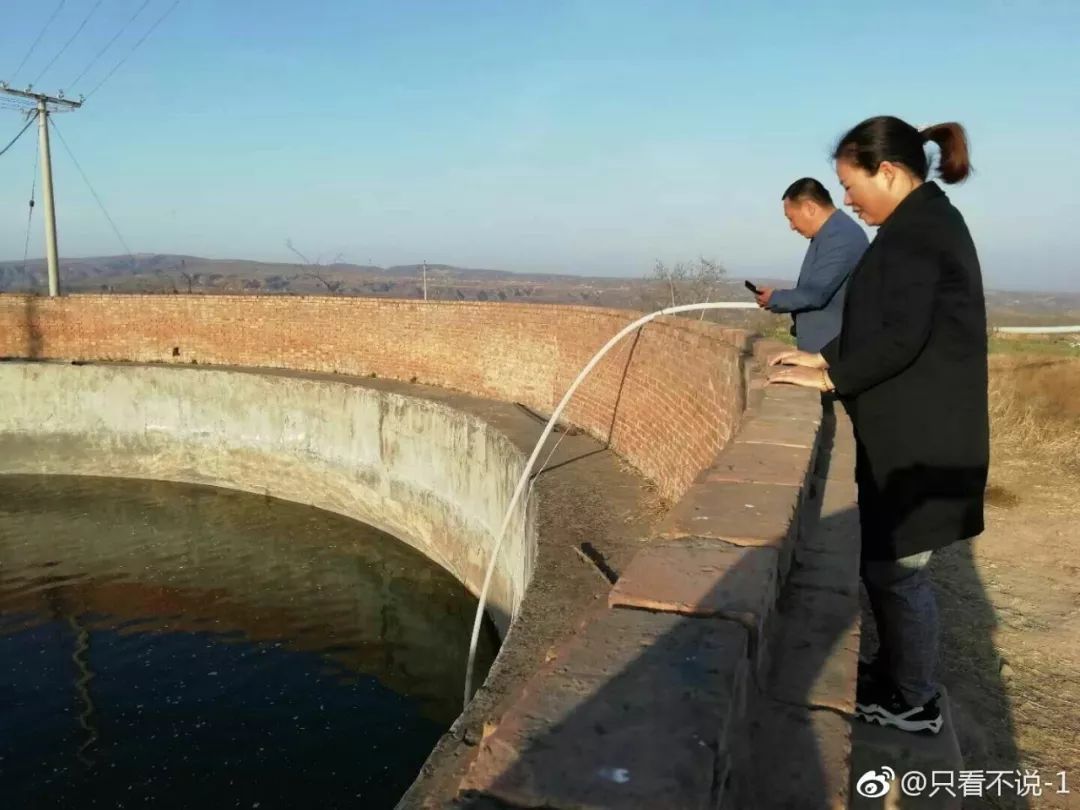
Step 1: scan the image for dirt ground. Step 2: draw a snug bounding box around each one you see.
[931,423,1080,808]
[851,351,1080,808]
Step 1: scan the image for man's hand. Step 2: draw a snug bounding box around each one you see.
[755,286,774,308]
[768,350,828,369]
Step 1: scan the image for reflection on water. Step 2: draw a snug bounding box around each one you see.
[0,475,498,809]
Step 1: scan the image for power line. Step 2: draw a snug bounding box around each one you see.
[32,0,107,87]
[10,0,67,82]
[24,141,41,267]
[0,112,39,159]
[69,0,153,90]
[49,116,134,258]
[86,0,181,99]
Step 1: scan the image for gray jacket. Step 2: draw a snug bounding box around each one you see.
[767,209,868,353]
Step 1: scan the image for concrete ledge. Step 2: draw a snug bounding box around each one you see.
[724,391,864,808]
[459,609,748,810]
[609,538,779,652]
[728,697,852,810]
[657,481,801,550]
[705,441,817,488]
[736,413,822,448]
[765,584,860,715]
[790,541,862,598]
[759,385,826,422]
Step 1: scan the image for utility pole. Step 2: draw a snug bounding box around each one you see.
[422,260,428,301]
[0,83,83,297]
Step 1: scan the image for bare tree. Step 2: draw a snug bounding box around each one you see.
[221,275,246,294]
[153,268,179,294]
[651,259,688,307]
[178,271,196,293]
[285,238,315,266]
[688,257,727,319]
[285,239,346,295]
[643,257,727,315]
[175,258,197,294]
[320,252,346,266]
[296,270,343,293]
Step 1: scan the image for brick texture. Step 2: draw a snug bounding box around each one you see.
[0,294,748,501]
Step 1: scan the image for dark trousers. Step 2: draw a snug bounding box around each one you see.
[861,549,940,706]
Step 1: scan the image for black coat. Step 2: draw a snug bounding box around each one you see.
[821,182,989,561]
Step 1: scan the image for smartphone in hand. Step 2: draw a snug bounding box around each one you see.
[744,280,761,295]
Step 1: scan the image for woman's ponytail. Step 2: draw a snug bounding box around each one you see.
[921,122,972,184]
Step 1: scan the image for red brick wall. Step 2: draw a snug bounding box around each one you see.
[0,294,749,501]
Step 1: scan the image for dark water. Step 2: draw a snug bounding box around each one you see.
[0,475,498,809]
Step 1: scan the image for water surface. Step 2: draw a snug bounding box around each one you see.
[0,475,497,809]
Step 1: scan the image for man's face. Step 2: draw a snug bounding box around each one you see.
[783,198,815,239]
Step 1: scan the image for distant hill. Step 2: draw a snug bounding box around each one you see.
[0,254,636,286]
[0,254,712,313]
[0,254,641,299]
[1,254,1076,328]
[983,290,1080,327]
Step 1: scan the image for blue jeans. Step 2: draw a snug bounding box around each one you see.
[861,550,940,706]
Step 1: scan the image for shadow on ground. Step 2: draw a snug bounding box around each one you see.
[929,541,1031,809]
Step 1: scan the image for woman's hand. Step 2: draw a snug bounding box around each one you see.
[768,350,828,369]
[768,365,835,392]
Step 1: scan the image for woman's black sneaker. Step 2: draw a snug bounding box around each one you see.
[856,683,943,735]
[857,655,889,690]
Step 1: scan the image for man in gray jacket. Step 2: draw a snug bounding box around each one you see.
[756,178,868,352]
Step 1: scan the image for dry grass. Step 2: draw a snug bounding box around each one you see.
[989,355,1080,477]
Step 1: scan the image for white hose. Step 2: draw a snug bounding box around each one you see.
[994,325,1080,334]
[463,301,758,706]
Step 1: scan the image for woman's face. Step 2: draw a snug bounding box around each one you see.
[836,159,916,227]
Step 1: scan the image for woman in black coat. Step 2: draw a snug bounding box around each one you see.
[770,116,989,734]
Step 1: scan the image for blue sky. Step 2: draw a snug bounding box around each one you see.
[1,0,1078,290]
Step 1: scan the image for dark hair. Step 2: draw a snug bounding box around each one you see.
[781,177,833,206]
[833,116,972,184]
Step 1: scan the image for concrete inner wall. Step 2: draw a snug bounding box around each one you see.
[0,362,533,634]
[0,295,749,501]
